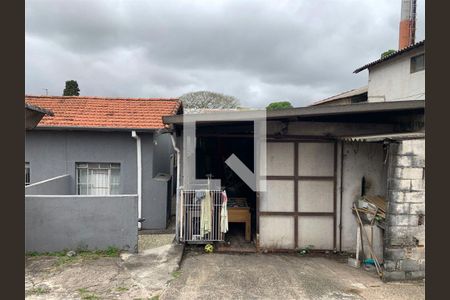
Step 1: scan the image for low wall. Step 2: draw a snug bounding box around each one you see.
[25,174,71,195]
[25,195,138,253]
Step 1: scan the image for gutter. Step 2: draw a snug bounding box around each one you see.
[131,131,143,230]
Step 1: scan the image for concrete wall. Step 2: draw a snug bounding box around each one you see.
[25,195,138,253]
[368,47,425,102]
[384,139,425,281]
[25,130,172,229]
[25,174,72,195]
[339,142,387,259]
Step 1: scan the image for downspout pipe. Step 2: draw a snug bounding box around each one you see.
[339,141,344,252]
[170,133,181,242]
[132,131,142,230]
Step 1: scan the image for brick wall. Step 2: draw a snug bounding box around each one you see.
[384,139,425,281]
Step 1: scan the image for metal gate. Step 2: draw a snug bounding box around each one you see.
[179,189,224,242]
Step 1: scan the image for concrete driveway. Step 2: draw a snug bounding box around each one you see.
[25,234,183,299]
[161,251,425,300]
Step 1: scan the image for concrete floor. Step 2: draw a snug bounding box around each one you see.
[161,252,425,300]
[25,235,183,300]
[138,233,175,251]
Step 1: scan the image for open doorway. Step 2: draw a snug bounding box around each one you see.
[196,130,257,252]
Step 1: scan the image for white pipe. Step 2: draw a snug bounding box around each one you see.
[131,131,142,230]
[170,133,181,242]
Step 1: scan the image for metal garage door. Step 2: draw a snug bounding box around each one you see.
[258,140,336,250]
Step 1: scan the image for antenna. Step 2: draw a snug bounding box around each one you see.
[43,88,48,96]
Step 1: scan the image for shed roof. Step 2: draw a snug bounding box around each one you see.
[353,40,425,74]
[25,95,182,131]
[339,132,425,142]
[311,86,368,106]
[163,100,425,125]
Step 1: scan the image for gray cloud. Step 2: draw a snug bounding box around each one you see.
[26,0,425,107]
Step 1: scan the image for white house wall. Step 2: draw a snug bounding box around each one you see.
[368,47,425,102]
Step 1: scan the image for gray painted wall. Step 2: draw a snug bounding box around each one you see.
[25,195,138,252]
[153,133,173,177]
[25,130,173,229]
[25,174,71,195]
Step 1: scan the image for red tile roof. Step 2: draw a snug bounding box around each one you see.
[25,95,182,130]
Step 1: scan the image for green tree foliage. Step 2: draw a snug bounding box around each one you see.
[266,101,293,111]
[381,49,396,59]
[63,80,80,96]
[180,91,239,109]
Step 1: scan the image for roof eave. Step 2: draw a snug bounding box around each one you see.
[353,40,425,74]
[163,100,425,125]
[30,126,162,132]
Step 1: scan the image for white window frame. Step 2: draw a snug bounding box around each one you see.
[76,162,120,195]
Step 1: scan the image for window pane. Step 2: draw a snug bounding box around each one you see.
[411,54,425,73]
[110,168,120,185]
[110,185,120,195]
[78,184,88,195]
[77,168,88,184]
[25,162,30,185]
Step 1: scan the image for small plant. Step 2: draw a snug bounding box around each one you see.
[171,270,182,279]
[116,286,129,292]
[149,295,160,300]
[78,288,99,300]
[298,245,315,255]
[29,286,50,295]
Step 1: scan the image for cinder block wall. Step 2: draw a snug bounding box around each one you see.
[384,139,425,281]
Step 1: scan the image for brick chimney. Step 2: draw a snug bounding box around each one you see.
[399,0,416,49]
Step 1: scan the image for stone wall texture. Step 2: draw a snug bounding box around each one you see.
[384,139,425,281]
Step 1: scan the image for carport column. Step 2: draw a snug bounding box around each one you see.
[384,139,425,281]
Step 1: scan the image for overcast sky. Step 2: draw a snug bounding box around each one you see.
[25,0,425,107]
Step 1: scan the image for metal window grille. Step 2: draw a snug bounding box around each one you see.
[179,189,224,243]
[25,162,30,186]
[76,163,120,195]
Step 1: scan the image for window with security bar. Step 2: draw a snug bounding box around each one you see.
[76,163,120,195]
[25,162,30,185]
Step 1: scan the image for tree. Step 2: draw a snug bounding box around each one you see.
[180,91,240,109]
[63,80,80,96]
[266,101,293,111]
[381,49,396,59]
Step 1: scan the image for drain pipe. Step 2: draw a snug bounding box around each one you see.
[170,133,181,242]
[339,141,344,252]
[131,131,142,230]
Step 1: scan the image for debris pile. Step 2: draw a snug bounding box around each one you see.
[352,195,386,229]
